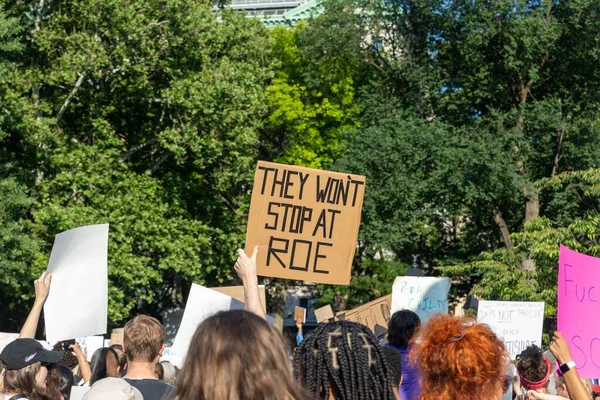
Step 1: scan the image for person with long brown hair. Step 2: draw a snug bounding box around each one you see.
[410,314,509,400]
[175,246,305,400]
[0,339,63,400]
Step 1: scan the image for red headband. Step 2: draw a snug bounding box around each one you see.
[518,358,551,390]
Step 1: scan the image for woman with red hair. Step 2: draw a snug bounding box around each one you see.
[411,314,509,400]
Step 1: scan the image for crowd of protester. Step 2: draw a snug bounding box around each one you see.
[0,247,597,400]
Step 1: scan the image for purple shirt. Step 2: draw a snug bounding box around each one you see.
[385,344,422,400]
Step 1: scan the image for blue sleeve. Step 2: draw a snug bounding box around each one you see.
[296,332,304,345]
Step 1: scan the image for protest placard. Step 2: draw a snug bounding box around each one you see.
[44,224,109,342]
[391,276,451,322]
[245,161,366,285]
[314,305,334,322]
[69,386,90,400]
[212,285,267,313]
[0,333,18,353]
[336,295,392,340]
[172,283,274,367]
[477,300,545,359]
[294,306,306,323]
[78,335,106,362]
[558,245,600,378]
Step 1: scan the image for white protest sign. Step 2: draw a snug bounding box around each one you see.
[70,385,90,400]
[44,224,109,342]
[77,336,105,362]
[391,276,451,322]
[171,284,274,367]
[477,300,545,359]
[0,333,19,353]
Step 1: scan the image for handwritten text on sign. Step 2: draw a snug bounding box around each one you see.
[245,162,366,285]
[391,276,451,322]
[477,301,545,360]
[558,245,600,378]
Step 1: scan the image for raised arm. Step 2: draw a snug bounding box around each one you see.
[234,246,266,320]
[20,272,52,339]
[71,343,92,383]
[550,332,592,400]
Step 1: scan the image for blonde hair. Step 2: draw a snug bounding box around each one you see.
[124,315,164,363]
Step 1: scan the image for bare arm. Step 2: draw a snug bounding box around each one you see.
[550,332,592,400]
[71,343,92,383]
[234,246,266,319]
[527,391,569,400]
[20,272,52,339]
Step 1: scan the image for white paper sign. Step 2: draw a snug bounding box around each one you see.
[0,333,19,353]
[78,335,106,362]
[477,300,545,359]
[391,276,451,322]
[44,224,109,342]
[171,283,274,367]
[70,385,90,400]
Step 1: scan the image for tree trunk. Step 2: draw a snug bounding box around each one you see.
[493,207,514,250]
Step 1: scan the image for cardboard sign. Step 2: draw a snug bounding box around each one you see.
[295,306,306,323]
[314,305,334,322]
[336,295,392,340]
[212,285,267,313]
[245,161,366,285]
[477,301,545,359]
[0,333,19,353]
[172,283,274,367]
[70,385,90,400]
[77,336,106,362]
[558,245,600,378]
[391,276,451,322]
[44,224,109,342]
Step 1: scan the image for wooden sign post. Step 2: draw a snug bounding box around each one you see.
[245,161,366,285]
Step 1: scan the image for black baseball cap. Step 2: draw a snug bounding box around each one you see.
[0,338,63,370]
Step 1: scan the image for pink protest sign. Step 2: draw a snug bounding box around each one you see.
[558,245,600,378]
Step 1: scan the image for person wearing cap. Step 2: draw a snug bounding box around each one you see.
[0,338,63,400]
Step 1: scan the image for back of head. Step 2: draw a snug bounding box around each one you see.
[53,342,79,370]
[124,315,164,363]
[382,347,402,387]
[293,320,396,400]
[176,310,304,400]
[90,347,119,385]
[516,345,550,391]
[411,314,507,400]
[56,365,75,399]
[387,310,421,349]
[83,378,143,400]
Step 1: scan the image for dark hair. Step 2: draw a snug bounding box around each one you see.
[90,347,119,385]
[110,344,123,352]
[293,321,396,400]
[53,342,79,370]
[516,345,548,386]
[387,310,421,348]
[176,310,305,400]
[56,365,74,399]
[382,347,402,387]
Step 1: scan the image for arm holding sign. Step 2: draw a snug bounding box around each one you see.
[550,332,592,400]
[234,246,266,320]
[20,272,52,338]
[70,343,92,383]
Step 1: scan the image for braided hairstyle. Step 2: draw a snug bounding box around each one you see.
[293,320,395,400]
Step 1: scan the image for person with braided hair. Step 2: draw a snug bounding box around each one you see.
[293,320,396,400]
[410,314,510,400]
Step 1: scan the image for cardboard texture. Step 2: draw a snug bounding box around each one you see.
[314,305,335,322]
[212,285,267,313]
[245,161,366,285]
[294,306,306,323]
[336,295,392,340]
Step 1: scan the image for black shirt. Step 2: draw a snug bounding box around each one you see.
[124,378,175,400]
